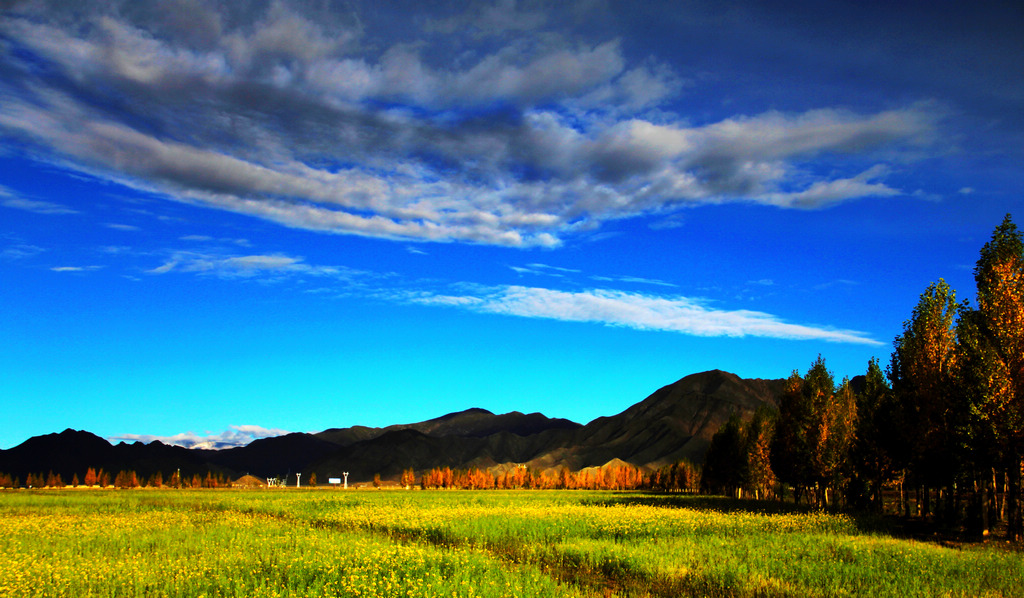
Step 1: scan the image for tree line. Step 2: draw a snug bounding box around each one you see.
[0,461,702,493]
[701,214,1024,540]
[418,463,649,490]
[0,468,235,489]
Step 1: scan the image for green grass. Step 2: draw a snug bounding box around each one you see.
[0,489,1020,597]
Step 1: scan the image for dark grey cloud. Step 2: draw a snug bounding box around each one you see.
[0,1,947,246]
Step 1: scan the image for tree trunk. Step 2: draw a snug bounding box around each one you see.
[953,482,961,525]
[1008,454,1022,541]
[987,466,995,532]
[999,469,1006,522]
[983,470,993,537]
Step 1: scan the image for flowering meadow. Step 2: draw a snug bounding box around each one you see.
[0,489,1020,597]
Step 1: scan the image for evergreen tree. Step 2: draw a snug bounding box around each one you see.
[701,413,747,497]
[955,306,1005,535]
[772,370,814,503]
[850,358,900,511]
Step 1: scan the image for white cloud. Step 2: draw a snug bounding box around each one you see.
[145,250,374,284]
[109,424,290,450]
[149,252,311,278]
[407,285,882,345]
[105,223,141,231]
[51,265,102,272]
[138,244,878,345]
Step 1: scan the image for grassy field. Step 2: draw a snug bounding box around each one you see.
[0,489,1021,597]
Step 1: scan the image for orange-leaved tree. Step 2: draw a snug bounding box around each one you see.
[889,278,960,516]
[964,214,1024,539]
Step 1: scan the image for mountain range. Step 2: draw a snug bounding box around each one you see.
[0,370,785,484]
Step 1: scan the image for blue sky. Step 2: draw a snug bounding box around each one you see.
[1,0,1021,449]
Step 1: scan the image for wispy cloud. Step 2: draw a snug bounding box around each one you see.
[180,234,251,246]
[510,263,582,278]
[104,223,141,231]
[146,250,375,284]
[407,285,882,345]
[109,424,291,450]
[0,185,77,215]
[591,274,677,288]
[1,243,46,261]
[51,265,103,272]
[0,4,939,247]
[143,246,872,344]
[151,252,309,278]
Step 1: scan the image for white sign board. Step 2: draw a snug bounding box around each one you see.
[328,478,342,485]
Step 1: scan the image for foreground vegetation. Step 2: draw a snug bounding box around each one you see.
[1,489,1021,598]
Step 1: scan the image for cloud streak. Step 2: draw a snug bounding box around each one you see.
[139,245,879,345]
[146,250,368,281]
[408,285,882,345]
[0,3,939,247]
[0,185,78,214]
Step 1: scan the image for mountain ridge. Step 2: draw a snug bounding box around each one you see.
[0,370,785,484]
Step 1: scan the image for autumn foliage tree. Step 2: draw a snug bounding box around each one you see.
[745,406,777,499]
[962,215,1024,538]
[770,356,857,508]
[888,279,960,516]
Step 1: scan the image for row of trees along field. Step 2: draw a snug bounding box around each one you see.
[0,468,234,489]
[0,462,699,492]
[702,214,1024,540]
[416,462,674,490]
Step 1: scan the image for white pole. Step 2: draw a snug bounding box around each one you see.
[343,472,349,489]
[296,473,301,488]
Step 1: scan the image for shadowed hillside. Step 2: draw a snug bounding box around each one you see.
[0,370,783,484]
